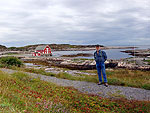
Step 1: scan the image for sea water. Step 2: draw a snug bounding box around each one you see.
[51,45,150,60]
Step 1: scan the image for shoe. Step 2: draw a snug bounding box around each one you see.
[97,82,103,85]
[104,83,108,87]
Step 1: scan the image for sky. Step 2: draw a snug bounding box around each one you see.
[0,0,150,47]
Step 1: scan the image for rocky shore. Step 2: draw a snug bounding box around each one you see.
[21,55,150,70]
[1,52,150,71]
[0,45,150,71]
[121,48,150,57]
[22,57,118,70]
[61,53,93,57]
[117,60,150,71]
[24,55,150,71]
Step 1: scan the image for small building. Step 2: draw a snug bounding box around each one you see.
[32,45,52,56]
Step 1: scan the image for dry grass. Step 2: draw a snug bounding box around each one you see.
[4,66,150,90]
[83,69,150,90]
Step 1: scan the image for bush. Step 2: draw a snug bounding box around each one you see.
[0,56,23,67]
[142,84,150,90]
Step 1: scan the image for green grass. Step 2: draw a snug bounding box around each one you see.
[23,68,56,77]
[0,98,18,112]
[83,69,150,90]
[144,60,150,62]
[56,72,77,80]
[143,60,150,65]
[5,52,20,55]
[8,66,150,90]
[0,71,150,113]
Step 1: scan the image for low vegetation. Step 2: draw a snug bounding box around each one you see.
[10,66,150,90]
[0,56,149,90]
[143,59,150,65]
[83,69,150,90]
[0,56,23,68]
[4,52,20,56]
[0,71,149,112]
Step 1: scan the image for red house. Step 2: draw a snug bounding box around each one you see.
[32,45,52,56]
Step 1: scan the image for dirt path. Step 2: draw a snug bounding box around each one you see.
[1,68,150,101]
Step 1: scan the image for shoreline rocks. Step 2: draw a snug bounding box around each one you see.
[121,49,150,57]
[117,61,150,71]
[61,53,93,57]
[22,57,118,70]
[1,51,150,70]
[22,56,150,70]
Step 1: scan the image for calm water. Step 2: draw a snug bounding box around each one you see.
[136,45,150,49]
[115,45,150,49]
[51,49,132,60]
[51,45,150,60]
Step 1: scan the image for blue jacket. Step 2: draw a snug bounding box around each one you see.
[94,50,107,63]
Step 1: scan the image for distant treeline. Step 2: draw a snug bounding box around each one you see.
[0,44,104,51]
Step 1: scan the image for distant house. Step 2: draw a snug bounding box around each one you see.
[32,45,52,56]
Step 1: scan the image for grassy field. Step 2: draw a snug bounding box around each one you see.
[11,66,150,90]
[21,57,150,90]
[84,69,150,90]
[0,70,150,113]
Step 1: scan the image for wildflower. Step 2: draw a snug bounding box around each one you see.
[37,97,41,101]
[22,110,27,112]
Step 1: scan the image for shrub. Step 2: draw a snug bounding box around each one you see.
[142,84,150,90]
[0,56,23,67]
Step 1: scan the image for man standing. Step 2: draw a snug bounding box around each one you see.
[94,44,108,87]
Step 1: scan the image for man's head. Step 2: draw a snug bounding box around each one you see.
[96,44,100,51]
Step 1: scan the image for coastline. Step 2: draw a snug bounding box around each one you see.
[52,46,137,51]
[0,45,150,70]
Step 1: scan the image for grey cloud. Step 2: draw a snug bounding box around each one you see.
[0,0,149,47]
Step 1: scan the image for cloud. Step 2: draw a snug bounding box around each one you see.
[0,0,149,47]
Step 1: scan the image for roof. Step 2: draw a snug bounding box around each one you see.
[35,45,48,50]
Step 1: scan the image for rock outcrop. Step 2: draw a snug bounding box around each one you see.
[117,61,150,71]
[22,57,118,70]
[121,49,150,57]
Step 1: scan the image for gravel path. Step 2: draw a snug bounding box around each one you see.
[1,68,150,101]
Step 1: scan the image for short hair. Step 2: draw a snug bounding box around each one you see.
[96,44,100,47]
